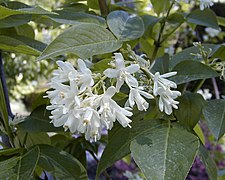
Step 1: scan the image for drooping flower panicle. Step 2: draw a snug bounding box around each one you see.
[46,51,181,141]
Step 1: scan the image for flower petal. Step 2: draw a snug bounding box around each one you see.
[114,53,125,69]
[125,64,140,74]
[104,68,119,78]
[77,59,87,73]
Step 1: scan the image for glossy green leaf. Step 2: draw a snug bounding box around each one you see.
[37,23,122,60]
[0,14,31,28]
[49,10,105,26]
[0,146,40,180]
[130,123,199,179]
[169,44,217,70]
[0,5,55,20]
[38,144,87,179]
[96,119,164,177]
[0,35,46,55]
[203,99,225,140]
[107,10,144,41]
[198,144,217,180]
[170,60,219,85]
[18,105,63,132]
[187,9,219,29]
[174,92,206,129]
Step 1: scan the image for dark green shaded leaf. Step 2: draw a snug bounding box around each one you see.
[211,44,225,60]
[38,144,87,180]
[198,144,217,180]
[0,148,24,157]
[170,60,219,85]
[18,105,63,132]
[0,146,40,180]
[187,9,219,29]
[151,54,169,74]
[37,23,122,60]
[107,10,144,41]
[0,14,31,28]
[203,99,225,140]
[96,119,163,177]
[130,123,199,179]
[174,92,206,129]
[169,44,217,70]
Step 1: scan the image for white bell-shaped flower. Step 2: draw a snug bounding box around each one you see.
[104,53,140,91]
[127,87,154,111]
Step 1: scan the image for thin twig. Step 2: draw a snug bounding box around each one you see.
[0,52,14,118]
[98,0,109,17]
[212,78,220,99]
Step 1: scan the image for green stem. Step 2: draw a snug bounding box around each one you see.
[193,79,205,93]
[98,0,109,17]
[22,132,28,147]
[140,67,153,80]
[151,0,175,62]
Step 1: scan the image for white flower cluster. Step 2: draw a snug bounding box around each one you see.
[199,0,213,10]
[176,0,213,10]
[46,52,181,141]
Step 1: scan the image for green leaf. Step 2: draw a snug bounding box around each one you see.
[211,44,225,60]
[170,60,219,85]
[198,144,217,180]
[91,58,111,73]
[193,124,205,145]
[0,14,31,28]
[37,23,122,60]
[15,24,35,38]
[130,123,199,179]
[87,0,99,10]
[0,5,56,20]
[151,54,169,74]
[16,129,51,148]
[0,148,24,157]
[0,146,40,180]
[38,144,87,179]
[48,10,106,26]
[169,44,217,70]
[187,9,219,29]
[217,16,225,27]
[174,92,206,129]
[150,0,170,16]
[18,105,63,132]
[203,99,225,140]
[96,119,164,177]
[107,10,144,41]
[0,35,46,55]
